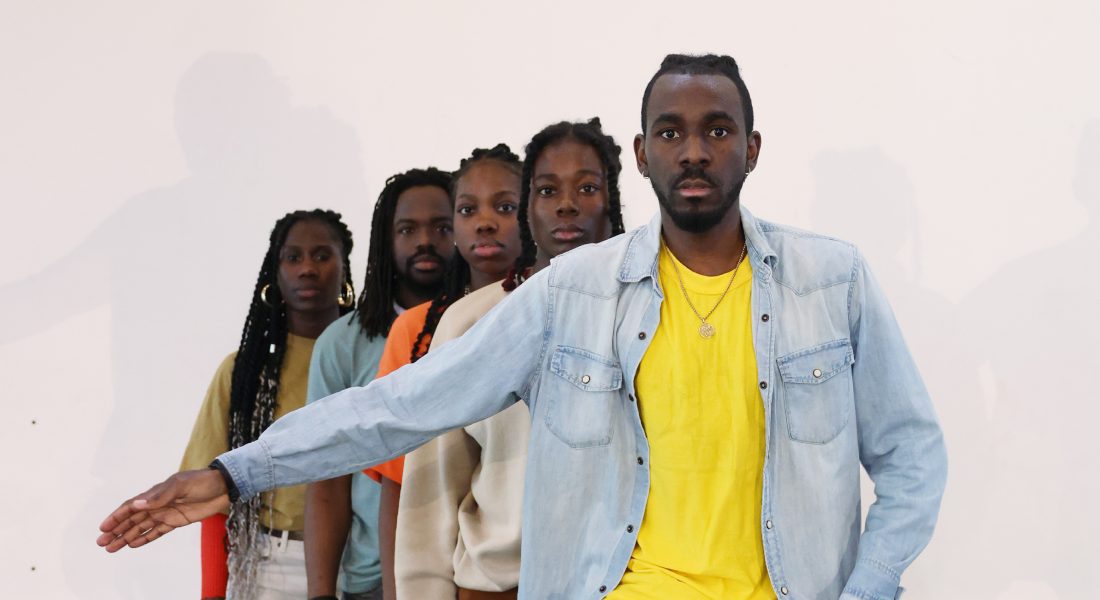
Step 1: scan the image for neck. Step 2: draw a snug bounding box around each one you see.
[286,308,339,339]
[394,284,433,310]
[532,249,551,274]
[469,268,503,292]
[661,202,745,275]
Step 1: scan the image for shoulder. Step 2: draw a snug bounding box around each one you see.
[392,301,431,334]
[753,217,861,292]
[315,312,374,354]
[433,283,509,346]
[546,229,639,298]
[212,350,238,381]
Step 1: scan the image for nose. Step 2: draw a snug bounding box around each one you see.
[680,133,711,167]
[556,191,580,217]
[414,227,434,249]
[476,215,499,234]
[297,257,320,278]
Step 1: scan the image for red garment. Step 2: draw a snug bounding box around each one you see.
[200,513,229,598]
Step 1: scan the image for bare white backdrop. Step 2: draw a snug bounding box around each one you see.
[1,1,1097,599]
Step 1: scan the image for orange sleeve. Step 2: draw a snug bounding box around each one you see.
[200,513,229,598]
[363,302,432,485]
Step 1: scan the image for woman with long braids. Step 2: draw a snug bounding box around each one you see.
[179,210,356,600]
[362,144,523,600]
[395,118,626,600]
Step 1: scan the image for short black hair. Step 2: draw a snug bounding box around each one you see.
[640,53,754,136]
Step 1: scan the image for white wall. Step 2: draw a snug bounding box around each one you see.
[1,1,1097,598]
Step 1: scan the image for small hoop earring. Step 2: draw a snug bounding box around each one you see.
[260,283,276,308]
[337,281,355,308]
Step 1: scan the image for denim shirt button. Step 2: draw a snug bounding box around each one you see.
[637,456,644,465]
[581,374,592,384]
[765,519,773,529]
[599,585,607,593]
[626,524,634,533]
[762,313,770,322]
[759,381,768,389]
[780,586,789,595]
[638,331,647,340]
[812,368,823,378]
[628,394,635,402]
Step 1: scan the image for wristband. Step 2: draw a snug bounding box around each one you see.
[208,459,241,503]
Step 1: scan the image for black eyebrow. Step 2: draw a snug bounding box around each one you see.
[651,112,683,128]
[704,110,739,125]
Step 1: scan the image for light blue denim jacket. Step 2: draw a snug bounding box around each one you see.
[219,206,946,600]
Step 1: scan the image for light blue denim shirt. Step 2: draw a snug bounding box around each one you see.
[220,206,946,600]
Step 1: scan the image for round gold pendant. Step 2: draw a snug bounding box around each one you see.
[699,322,716,338]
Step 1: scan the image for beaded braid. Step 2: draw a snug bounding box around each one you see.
[225,209,353,599]
[355,167,453,338]
[504,117,625,291]
[409,144,522,363]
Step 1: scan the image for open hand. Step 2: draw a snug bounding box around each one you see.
[96,469,230,552]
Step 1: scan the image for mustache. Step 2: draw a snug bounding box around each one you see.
[405,246,446,271]
[672,165,719,189]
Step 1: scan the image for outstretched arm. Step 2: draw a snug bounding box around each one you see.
[840,251,948,600]
[96,269,551,551]
[97,468,231,551]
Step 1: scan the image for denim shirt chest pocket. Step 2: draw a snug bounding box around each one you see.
[545,345,623,448]
[776,338,855,444]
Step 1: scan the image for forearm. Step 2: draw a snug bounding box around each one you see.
[379,478,400,600]
[305,475,353,597]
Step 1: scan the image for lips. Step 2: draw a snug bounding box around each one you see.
[471,240,505,259]
[411,256,442,271]
[550,224,586,243]
[295,287,322,299]
[675,178,714,199]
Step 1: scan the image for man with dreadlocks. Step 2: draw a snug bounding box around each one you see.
[304,168,454,600]
[364,143,523,600]
[395,118,625,600]
[178,209,356,600]
[102,54,946,600]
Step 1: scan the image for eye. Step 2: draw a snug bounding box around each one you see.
[283,252,301,263]
[457,205,474,216]
[498,203,517,214]
[710,127,730,138]
[437,224,453,233]
[536,185,555,197]
[397,226,413,236]
[659,129,680,140]
[313,251,331,261]
[580,184,600,194]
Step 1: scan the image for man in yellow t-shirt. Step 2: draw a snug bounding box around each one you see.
[609,242,771,600]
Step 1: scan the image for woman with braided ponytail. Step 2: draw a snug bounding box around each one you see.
[395,118,625,600]
[179,210,356,600]
[363,144,523,600]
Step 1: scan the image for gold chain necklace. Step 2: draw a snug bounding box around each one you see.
[667,243,748,339]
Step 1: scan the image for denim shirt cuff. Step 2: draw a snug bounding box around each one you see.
[215,439,274,501]
[841,558,903,600]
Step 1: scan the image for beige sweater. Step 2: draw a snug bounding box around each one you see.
[394,283,530,598]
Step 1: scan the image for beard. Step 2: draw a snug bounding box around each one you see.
[397,247,449,297]
[652,165,744,234]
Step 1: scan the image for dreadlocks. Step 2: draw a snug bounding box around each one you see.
[505,117,626,291]
[409,143,522,363]
[225,208,353,598]
[354,167,453,338]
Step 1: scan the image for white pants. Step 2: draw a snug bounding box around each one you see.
[253,533,307,600]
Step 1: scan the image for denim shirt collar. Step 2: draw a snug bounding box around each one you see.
[617,204,779,286]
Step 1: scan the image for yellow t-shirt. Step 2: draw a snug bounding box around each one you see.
[608,242,772,599]
[179,333,315,531]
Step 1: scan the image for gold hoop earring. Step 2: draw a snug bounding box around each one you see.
[337,281,355,308]
[260,283,276,308]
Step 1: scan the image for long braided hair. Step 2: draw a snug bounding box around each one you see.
[409,143,522,363]
[504,117,626,291]
[354,167,453,338]
[225,209,354,598]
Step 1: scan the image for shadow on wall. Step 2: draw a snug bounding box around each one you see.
[957,120,1100,599]
[0,52,367,598]
[810,148,990,598]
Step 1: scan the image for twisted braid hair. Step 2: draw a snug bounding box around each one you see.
[354,167,453,338]
[505,117,625,291]
[225,208,353,598]
[409,143,522,363]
